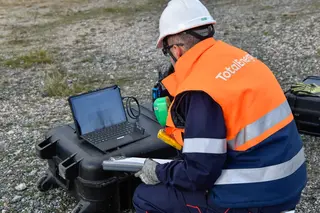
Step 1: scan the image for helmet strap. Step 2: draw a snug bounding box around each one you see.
[169,51,178,63]
[185,24,215,41]
[162,25,215,63]
[163,37,178,63]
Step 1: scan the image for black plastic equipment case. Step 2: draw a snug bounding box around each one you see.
[285,76,320,137]
[35,104,177,213]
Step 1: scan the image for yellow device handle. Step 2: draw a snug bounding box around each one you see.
[157,129,182,150]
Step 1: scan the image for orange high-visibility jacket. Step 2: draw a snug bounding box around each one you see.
[161,38,307,208]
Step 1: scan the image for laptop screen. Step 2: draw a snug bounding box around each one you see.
[69,86,127,135]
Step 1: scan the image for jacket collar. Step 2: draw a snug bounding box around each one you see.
[161,37,217,97]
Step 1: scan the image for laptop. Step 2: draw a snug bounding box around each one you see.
[68,85,149,152]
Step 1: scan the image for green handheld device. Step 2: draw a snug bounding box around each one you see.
[153,96,171,126]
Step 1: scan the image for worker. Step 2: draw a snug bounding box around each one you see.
[133,0,308,212]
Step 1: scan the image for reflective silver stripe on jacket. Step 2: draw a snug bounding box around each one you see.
[227,100,292,149]
[214,147,305,185]
[183,138,227,154]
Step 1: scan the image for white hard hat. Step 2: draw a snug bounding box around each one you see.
[156,0,216,49]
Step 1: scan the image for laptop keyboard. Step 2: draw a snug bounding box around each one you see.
[82,122,135,144]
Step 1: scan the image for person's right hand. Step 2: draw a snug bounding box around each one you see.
[134,158,160,185]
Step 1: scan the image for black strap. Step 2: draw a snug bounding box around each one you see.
[185,24,215,40]
[163,25,215,62]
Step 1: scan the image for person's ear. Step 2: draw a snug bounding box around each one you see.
[171,45,183,60]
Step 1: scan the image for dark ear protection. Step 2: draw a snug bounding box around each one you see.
[152,64,174,103]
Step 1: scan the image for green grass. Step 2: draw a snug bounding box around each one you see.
[42,69,97,97]
[1,50,53,69]
[261,5,274,10]
[309,1,320,9]
[281,12,299,19]
[7,39,31,46]
[113,76,134,86]
[42,68,136,97]
[0,76,9,87]
[80,56,95,63]
[17,0,167,35]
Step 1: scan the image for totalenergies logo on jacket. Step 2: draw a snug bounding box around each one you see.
[215,53,256,81]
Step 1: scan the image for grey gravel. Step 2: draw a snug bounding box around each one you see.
[0,0,320,212]
[11,196,22,203]
[14,183,27,192]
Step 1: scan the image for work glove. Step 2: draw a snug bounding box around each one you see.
[291,82,320,97]
[134,158,160,185]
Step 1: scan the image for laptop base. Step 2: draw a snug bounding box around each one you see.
[93,131,150,153]
[81,121,150,153]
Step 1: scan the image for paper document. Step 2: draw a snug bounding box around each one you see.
[102,157,173,172]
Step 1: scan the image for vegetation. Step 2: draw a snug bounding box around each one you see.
[42,68,100,97]
[1,50,53,69]
[42,68,135,97]
[14,0,167,35]
[0,0,161,97]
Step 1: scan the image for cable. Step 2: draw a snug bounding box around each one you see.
[122,96,141,120]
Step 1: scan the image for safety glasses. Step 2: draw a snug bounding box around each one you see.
[162,43,184,56]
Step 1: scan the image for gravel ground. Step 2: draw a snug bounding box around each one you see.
[1,0,320,212]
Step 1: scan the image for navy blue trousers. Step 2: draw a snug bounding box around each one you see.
[132,183,297,213]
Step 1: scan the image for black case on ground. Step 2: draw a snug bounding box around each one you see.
[285,76,320,137]
[35,104,177,213]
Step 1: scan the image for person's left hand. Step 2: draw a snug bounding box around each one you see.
[134,158,160,185]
